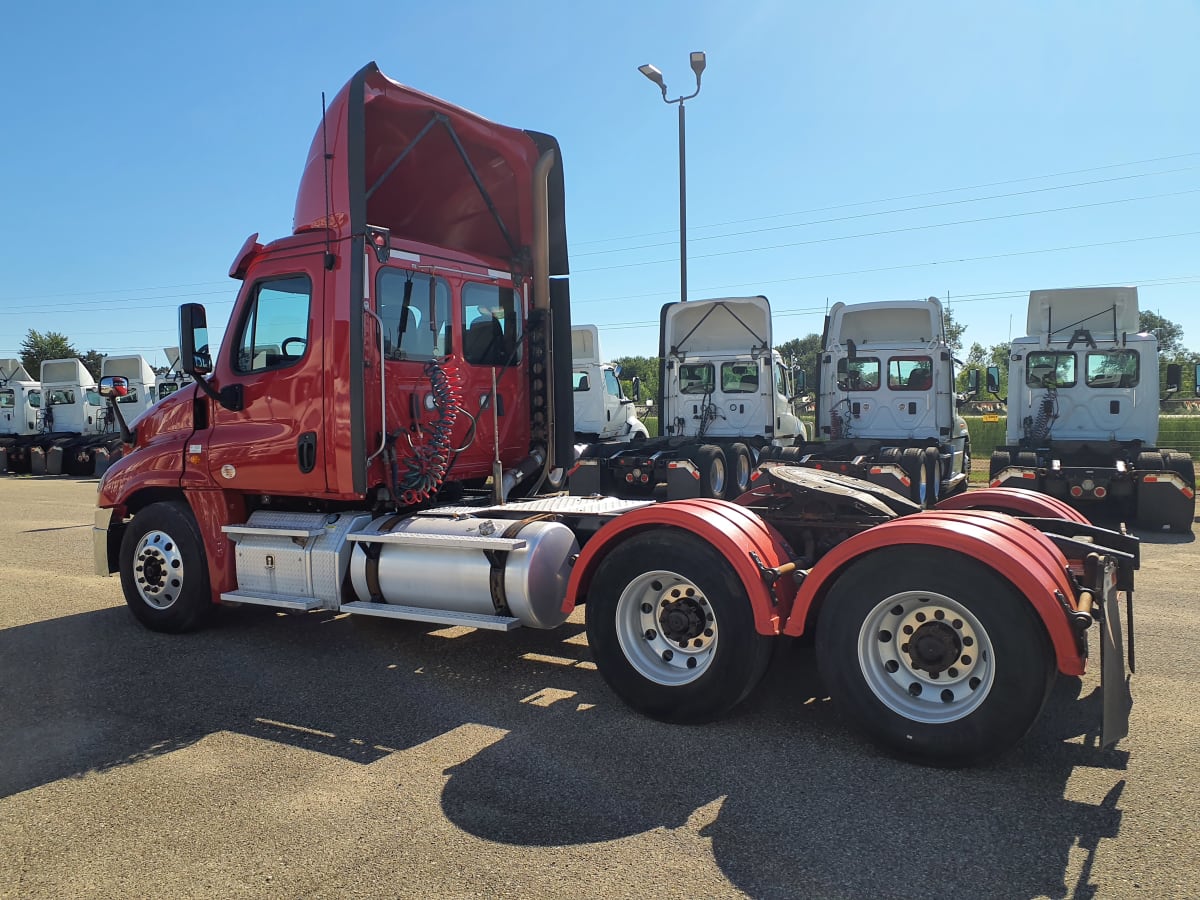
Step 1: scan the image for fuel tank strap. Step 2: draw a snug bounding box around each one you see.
[486,514,557,615]
[363,513,410,602]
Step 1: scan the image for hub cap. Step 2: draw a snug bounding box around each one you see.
[615,569,718,686]
[132,529,184,610]
[857,589,994,723]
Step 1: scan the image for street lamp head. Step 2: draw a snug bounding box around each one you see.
[638,63,666,92]
[690,51,707,81]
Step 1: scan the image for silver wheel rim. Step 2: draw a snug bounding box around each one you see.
[735,452,751,492]
[132,529,185,610]
[857,589,994,723]
[708,457,726,495]
[614,569,718,686]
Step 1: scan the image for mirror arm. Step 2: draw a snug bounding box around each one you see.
[106,397,135,444]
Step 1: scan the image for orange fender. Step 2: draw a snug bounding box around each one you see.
[564,498,797,635]
[936,487,1091,524]
[782,509,1086,676]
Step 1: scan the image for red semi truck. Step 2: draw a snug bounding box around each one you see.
[93,63,1137,766]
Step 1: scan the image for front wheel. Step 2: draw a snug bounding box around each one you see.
[816,547,1055,766]
[586,530,773,723]
[118,501,214,633]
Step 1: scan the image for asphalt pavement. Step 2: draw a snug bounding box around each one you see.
[0,477,1196,899]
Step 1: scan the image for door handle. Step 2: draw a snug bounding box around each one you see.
[297,431,317,474]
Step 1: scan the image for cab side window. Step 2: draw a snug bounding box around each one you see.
[234,275,312,374]
[462,282,521,366]
[603,369,622,398]
[378,270,450,361]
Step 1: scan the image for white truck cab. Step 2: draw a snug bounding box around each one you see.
[100,355,160,421]
[39,358,104,436]
[0,359,42,437]
[571,325,649,443]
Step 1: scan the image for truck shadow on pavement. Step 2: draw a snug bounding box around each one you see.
[1,604,1127,899]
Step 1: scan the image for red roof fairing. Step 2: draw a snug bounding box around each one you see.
[293,62,539,269]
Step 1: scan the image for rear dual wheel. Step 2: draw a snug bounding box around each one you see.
[816,547,1055,766]
[586,531,773,723]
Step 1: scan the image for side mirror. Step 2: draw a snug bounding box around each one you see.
[630,375,641,402]
[986,365,1000,395]
[98,376,130,399]
[180,303,213,376]
[966,368,980,397]
[793,367,807,393]
[1165,363,1182,397]
[1195,363,1200,398]
[846,339,857,361]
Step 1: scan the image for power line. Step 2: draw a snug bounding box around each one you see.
[574,165,1200,258]
[0,280,231,303]
[574,189,1200,274]
[0,291,234,317]
[574,232,1200,307]
[573,150,1200,247]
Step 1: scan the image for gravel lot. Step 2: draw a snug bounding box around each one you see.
[1,477,1197,899]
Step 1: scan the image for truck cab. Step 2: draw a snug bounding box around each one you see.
[101,355,160,421]
[571,324,648,443]
[659,295,805,447]
[39,358,104,436]
[785,297,971,505]
[989,287,1195,530]
[0,360,41,438]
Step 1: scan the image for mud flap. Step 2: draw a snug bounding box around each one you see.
[1098,556,1131,749]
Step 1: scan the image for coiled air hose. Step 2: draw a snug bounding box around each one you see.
[387,356,464,507]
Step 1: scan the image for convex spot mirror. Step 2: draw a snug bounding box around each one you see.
[98,376,129,399]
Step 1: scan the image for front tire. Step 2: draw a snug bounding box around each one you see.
[586,530,773,723]
[118,501,213,633]
[816,547,1055,766]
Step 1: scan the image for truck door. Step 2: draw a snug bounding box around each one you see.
[601,367,626,438]
[205,256,327,495]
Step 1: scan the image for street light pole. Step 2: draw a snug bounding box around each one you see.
[639,51,706,305]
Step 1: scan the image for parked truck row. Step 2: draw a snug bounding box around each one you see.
[92,63,1137,766]
[0,352,180,475]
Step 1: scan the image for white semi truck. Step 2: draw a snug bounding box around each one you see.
[988,287,1195,531]
[571,325,649,444]
[769,297,975,507]
[0,360,42,473]
[570,296,806,500]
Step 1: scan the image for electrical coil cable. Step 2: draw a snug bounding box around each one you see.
[386,356,464,508]
[829,403,849,440]
[1030,386,1058,443]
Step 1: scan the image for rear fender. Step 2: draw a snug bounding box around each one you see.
[782,510,1086,676]
[564,498,796,635]
[935,486,1090,524]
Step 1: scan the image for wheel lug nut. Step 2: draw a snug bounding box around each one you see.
[703,628,713,637]
[641,603,652,614]
[686,658,697,669]
[693,639,703,648]
[644,629,656,640]
[948,667,959,678]
[960,655,971,665]
[662,649,673,662]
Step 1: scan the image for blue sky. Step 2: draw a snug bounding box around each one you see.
[2,1,1198,371]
